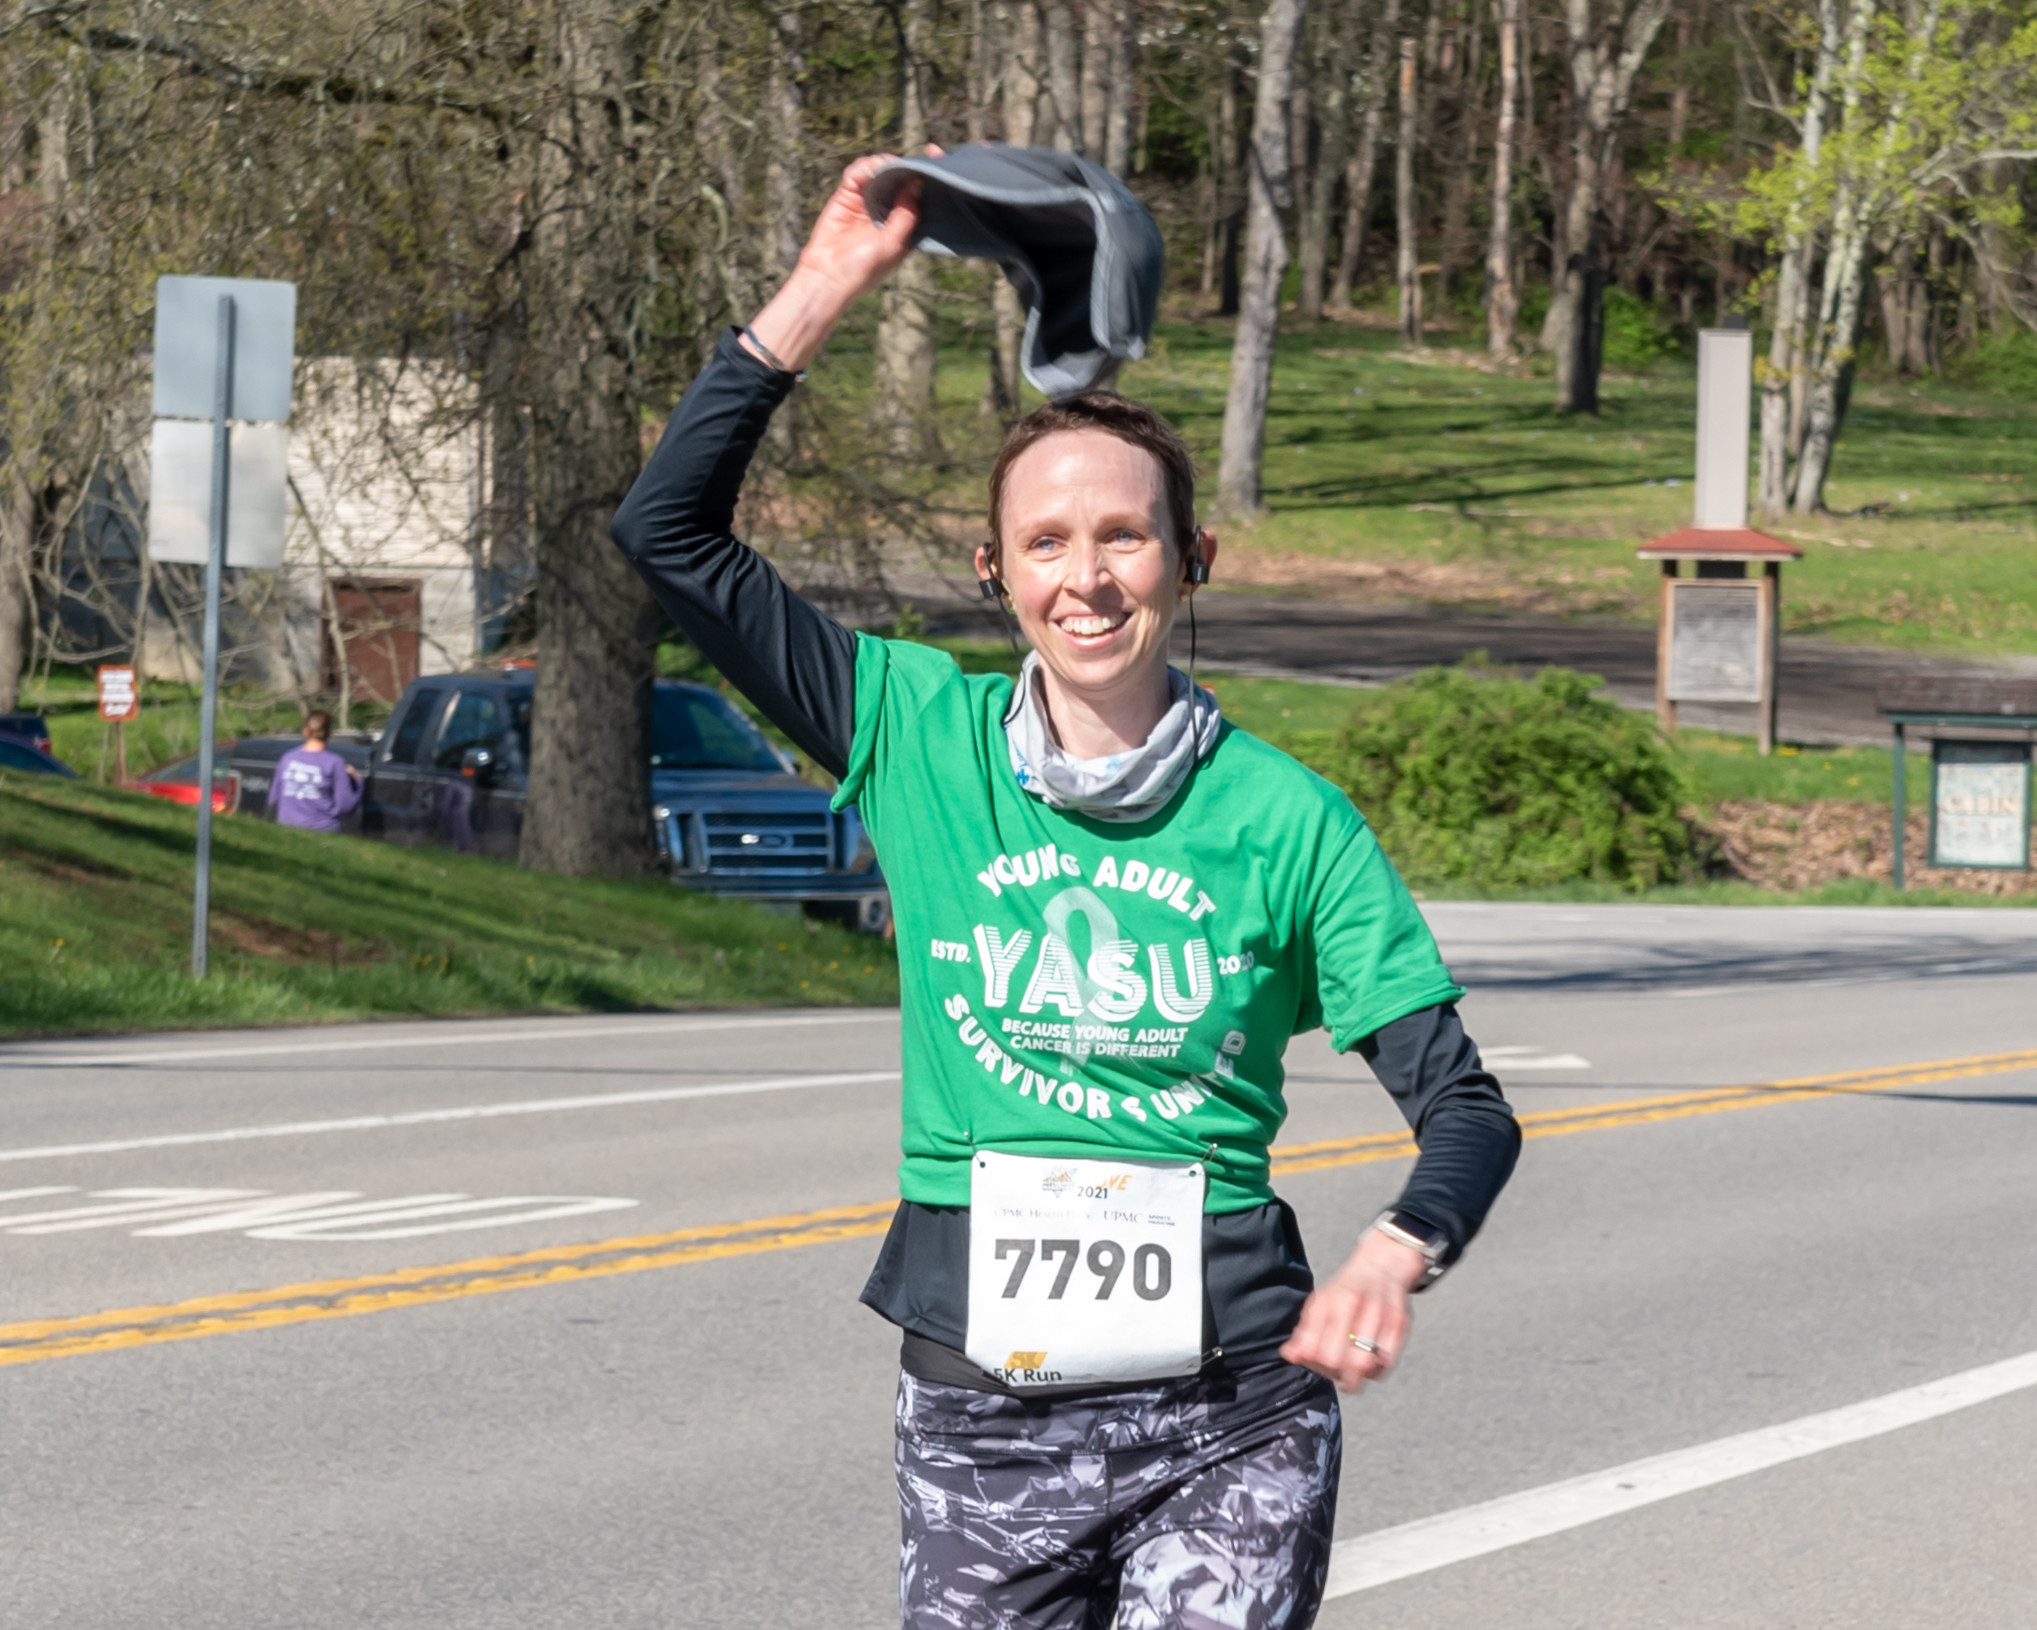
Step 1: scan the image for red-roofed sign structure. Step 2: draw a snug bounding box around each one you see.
[1638,331,1802,754]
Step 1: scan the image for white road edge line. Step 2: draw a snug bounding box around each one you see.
[1324,1346,2037,1600]
[0,1070,902,1164]
[0,1010,897,1072]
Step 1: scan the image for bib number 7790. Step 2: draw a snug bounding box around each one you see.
[992,1237,1173,1303]
[966,1152,1204,1388]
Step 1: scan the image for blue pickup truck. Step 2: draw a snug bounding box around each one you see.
[244,671,889,933]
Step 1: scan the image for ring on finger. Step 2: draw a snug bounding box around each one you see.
[1346,1334,1381,1355]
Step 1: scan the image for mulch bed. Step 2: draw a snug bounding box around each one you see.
[1698,800,2037,897]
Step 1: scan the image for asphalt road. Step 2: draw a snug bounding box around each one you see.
[918,584,2036,747]
[5,903,2036,1629]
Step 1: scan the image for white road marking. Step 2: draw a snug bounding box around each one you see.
[1323,1346,2037,1600]
[0,1186,638,1241]
[1482,1048,1593,1070]
[0,1069,902,1165]
[0,1009,896,1072]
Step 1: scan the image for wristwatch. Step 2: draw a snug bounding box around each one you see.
[1370,1208,1452,1290]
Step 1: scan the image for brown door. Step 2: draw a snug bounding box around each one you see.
[324,579,422,706]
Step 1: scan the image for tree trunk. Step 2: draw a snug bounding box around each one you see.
[1667,7,1691,148]
[1395,35,1420,347]
[1042,0,1083,154]
[1438,8,1480,293]
[1216,0,1309,520]
[1791,0,1897,513]
[1548,0,1675,415]
[1791,231,1870,513]
[1216,63,1244,317]
[1488,0,1522,356]
[1330,0,1398,311]
[1757,0,1838,516]
[0,477,33,714]
[1102,0,1135,176]
[992,0,1042,413]
[519,9,658,878]
[1297,0,1349,322]
[1081,0,1111,169]
[876,0,939,455]
[764,10,807,276]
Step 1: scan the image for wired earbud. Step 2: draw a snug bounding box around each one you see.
[977,546,1021,656]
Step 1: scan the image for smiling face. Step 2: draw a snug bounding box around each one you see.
[983,429,1201,710]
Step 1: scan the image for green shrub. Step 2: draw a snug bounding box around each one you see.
[1954,326,2037,396]
[1306,660,1698,891]
[1600,288,1680,372]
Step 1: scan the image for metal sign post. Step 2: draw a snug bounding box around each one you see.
[149,275,295,978]
[190,296,236,979]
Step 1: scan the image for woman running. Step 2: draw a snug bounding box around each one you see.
[612,155,1520,1630]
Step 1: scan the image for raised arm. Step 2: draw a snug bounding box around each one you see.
[609,154,926,778]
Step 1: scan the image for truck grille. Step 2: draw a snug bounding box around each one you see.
[700,810,832,874]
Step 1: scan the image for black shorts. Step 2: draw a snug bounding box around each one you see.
[896,1360,1340,1630]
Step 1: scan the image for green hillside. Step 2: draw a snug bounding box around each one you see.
[0,778,897,1041]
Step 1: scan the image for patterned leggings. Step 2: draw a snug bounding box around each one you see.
[896,1361,1341,1630]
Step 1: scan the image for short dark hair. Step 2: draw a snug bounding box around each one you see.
[304,710,333,740]
[987,393,1197,565]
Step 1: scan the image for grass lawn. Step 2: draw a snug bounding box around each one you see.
[1125,317,2037,657]
[0,777,897,1041]
[854,294,2037,659]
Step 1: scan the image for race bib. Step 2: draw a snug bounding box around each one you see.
[965,1150,1205,1388]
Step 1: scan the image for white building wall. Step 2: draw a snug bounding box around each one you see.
[282,357,487,685]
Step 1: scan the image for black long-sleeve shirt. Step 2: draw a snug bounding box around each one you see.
[613,328,1520,1382]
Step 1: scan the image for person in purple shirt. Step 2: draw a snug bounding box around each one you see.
[267,710,363,832]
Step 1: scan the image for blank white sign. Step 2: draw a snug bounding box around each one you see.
[146,419,291,568]
[1667,581,1763,703]
[151,276,296,423]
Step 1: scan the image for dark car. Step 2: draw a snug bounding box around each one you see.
[0,736,77,777]
[363,670,889,929]
[0,712,52,754]
[229,733,377,831]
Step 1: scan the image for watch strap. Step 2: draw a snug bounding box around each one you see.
[1372,1208,1452,1288]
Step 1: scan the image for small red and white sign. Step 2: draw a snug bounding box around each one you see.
[97,664,138,722]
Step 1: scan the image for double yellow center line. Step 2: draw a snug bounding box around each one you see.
[5,1047,2033,1370]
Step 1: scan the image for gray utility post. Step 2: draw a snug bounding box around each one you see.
[192,293,236,978]
[148,276,296,978]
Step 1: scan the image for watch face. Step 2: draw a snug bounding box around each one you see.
[1385,1211,1448,1254]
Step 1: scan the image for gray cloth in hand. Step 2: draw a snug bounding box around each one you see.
[864,145,1164,395]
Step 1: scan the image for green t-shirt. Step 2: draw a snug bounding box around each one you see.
[835,635,1463,1213]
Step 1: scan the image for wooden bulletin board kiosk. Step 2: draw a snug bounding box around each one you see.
[1637,328,1803,755]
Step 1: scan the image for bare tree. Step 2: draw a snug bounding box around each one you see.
[875,0,940,456]
[1297,0,1351,322]
[1757,0,1841,517]
[517,6,661,877]
[1099,0,1135,176]
[1395,35,1421,347]
[766,10,808,276]
[1544,0,1675,414]
[992,0,1042,413]
[1042,0,1083,153]
[1331,0,1400,311]
[1488,0,1523,356]
[1216,0,1310,519]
